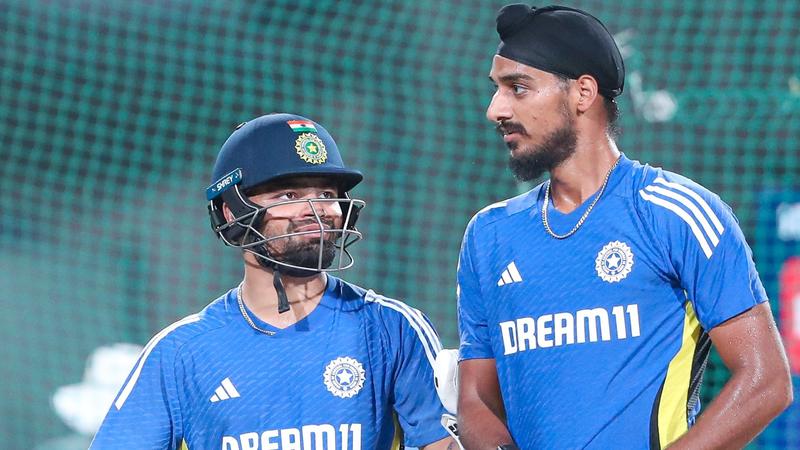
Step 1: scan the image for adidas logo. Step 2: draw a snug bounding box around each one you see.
[210,377,240,403]
[497,261,523,286]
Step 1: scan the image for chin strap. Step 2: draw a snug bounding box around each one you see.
[254,245,318,315]
[273,269,291,314]
[252,246,291,314]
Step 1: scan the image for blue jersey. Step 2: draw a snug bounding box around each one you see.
[91,275,448,450]
[457,154,766,449]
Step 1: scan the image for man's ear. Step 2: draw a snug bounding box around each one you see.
[222,202,235,222]
[575,74,600,113]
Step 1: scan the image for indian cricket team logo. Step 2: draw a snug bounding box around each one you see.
[295,133,327,164]
[595,241,634,283]
[323,356,365,399]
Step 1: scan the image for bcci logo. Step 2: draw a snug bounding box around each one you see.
[323,356,365,399]
[595,241,634,283]
[295,133,327,164]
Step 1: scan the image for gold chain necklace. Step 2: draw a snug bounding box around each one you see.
[541,156,621,239]
[237,284,276,336]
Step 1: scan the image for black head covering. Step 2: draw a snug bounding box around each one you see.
[496,4,625,98]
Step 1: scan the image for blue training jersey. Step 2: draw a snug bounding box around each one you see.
[91,275,448,450]
[457,154,767,449]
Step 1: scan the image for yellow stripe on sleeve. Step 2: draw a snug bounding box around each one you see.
[657,301,702,447]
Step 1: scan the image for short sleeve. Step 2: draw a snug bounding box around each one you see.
[640,176,767,329]
[90,333,183,449]
[390,307,449,448]
[458,217,494,360]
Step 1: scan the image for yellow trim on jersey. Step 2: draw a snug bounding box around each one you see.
[658,301,701,447]
[180,439,189,450]
[392,413,404,450]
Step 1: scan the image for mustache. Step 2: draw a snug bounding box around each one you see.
[288,218,337,232]
[495,121,528,136]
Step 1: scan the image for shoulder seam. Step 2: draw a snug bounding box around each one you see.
[113,314,201,410]
[476,200,508,215]
[364,291,442,367]
[473,197,533,228]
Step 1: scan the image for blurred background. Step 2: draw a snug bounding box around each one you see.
[0,0,798,448]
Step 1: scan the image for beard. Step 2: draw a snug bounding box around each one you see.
[506,105,578,182]
[274,238,337,270]
[267,218,339,271]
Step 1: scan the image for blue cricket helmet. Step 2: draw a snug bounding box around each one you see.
[206,113,366,292]
[209,113,363,198]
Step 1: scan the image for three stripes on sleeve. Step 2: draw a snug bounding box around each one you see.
[639,177,725,258]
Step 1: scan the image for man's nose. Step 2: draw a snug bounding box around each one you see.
[304,197,340,218]
[486,91,512,123]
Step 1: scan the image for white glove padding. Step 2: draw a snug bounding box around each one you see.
[441,413,465,450]
[433,348,459,414]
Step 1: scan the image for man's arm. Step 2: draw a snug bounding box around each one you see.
[90,341,181,449]
[421,436,459,450]
[458,358,515,449]
[667,302,793,449]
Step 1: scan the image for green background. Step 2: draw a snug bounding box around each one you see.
[1,0,798,448]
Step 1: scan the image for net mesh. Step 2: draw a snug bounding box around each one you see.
[1,0,798,447]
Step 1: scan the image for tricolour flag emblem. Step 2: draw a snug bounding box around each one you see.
[287,120,317,133]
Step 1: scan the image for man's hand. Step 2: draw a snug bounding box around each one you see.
[440,413,464,450]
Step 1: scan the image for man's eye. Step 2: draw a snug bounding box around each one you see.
[281,192,297,200]
[321,191,336,199]
[512,84,527,94]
